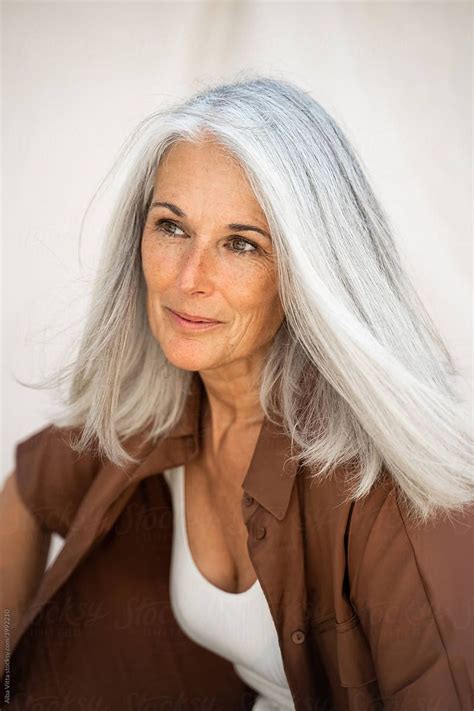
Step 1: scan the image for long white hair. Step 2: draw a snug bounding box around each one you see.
[23,73,473,524]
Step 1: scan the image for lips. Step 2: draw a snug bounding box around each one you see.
[166,308,222,324]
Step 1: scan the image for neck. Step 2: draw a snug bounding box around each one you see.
[198,354,266,461]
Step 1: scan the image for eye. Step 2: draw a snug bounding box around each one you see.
[151,220,259,255]
[227,237,258,255]
[154,219,186,237]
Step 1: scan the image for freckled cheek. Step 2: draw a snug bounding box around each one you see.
[142,247,176,295]
[141,252,172,337]
[221,267,282,333]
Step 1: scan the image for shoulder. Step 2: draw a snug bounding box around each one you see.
[13,423,104,538]
[347,471,474,595]
[345,470,473,704]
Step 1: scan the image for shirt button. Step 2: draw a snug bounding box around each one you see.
[291,629,306,644]
[255,526,266,539]
[243,493,254,507]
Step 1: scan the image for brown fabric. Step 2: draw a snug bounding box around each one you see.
[3,377,473,710]
[13,423,103,538]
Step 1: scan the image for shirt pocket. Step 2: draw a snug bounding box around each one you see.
[314,614,378,688]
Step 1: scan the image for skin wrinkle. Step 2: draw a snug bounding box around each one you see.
[140,136,285,481]
[148,200,273,241]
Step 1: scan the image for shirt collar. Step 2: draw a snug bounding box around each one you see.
[128,373,298,522]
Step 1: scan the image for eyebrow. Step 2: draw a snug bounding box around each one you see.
[149,201,271,240]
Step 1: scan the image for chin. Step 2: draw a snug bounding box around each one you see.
[160,340,221,372]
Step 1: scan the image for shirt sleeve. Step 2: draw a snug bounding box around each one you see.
[348,484,474,710]
[13,424,103,538]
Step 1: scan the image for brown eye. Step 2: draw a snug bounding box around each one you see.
[228,237,258,254]
[154,219,186,237]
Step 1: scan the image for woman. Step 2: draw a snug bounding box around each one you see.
[1,76,473,710]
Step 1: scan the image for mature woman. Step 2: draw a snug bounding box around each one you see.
[1,76,473,710]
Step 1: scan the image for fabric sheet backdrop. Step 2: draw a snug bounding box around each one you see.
[2,1,472,566]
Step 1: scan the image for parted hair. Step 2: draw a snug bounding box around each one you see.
[25,73,473,524]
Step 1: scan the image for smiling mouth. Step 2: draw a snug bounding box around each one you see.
[165,307,223,331]
[168,308,221,323]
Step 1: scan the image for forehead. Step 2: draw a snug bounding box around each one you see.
[153,138,267,223]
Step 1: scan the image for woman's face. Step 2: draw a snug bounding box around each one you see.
[140,137,284,374]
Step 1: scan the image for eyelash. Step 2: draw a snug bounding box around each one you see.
[153,219,260,256]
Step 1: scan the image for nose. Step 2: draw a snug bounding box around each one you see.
[175,240,215,296]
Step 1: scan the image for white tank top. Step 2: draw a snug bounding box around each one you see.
[163,465,295,711]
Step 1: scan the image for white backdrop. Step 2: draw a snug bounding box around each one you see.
[3,0,472,488]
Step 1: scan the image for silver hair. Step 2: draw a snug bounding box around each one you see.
[24,73,473,525]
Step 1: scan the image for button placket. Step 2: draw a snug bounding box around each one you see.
[255,526,266,540]
[241,491,259,527]
[242,493,254,507]
[291,629,306,644]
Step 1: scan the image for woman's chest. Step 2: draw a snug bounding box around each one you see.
[178,458,258,594]
[8,466,375,710]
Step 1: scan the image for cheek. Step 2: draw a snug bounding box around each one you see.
[141,239,174,293]
[223,262,283,330]
[141,241,169,338]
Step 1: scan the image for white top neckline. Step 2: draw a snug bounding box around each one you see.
[163,464,295,711]
[175,462,261,599]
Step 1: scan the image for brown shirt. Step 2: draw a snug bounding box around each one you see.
[3,379,473,710]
